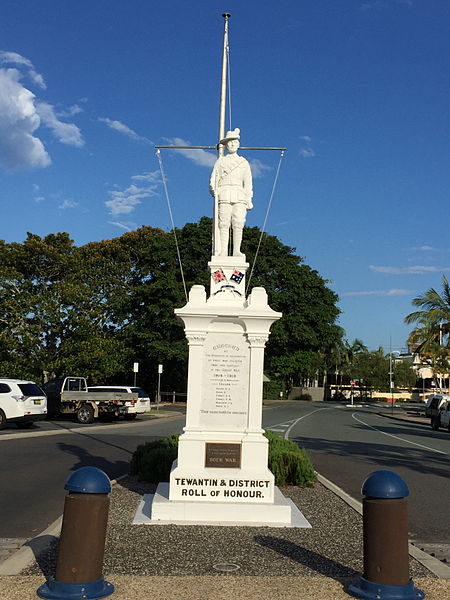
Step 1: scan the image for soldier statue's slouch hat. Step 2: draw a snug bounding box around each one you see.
[220,128,240,145]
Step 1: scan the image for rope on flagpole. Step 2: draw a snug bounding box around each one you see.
[156,148,188,302]
[226,37,232,131]
[246,150,285,296]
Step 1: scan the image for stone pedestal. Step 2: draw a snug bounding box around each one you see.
[139,257,310,527]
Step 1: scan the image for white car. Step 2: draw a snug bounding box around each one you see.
[87,386,151,419]
[0,379,47,429]
[431,398,450,431]
[425,393,450,418]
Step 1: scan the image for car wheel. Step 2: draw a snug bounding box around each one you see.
[16,421,34,429]
[431,417,440,430]
[124,413,137,420]
[76,404,95,424]
[0,409,7,430]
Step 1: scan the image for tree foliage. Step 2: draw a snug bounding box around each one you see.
[404,275,450,388]
[0,218,342,393]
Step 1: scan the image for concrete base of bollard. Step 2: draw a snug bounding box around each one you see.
[37,575,114,600]
[348,575,425,600]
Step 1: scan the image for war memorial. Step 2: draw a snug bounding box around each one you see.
[134,14,309,529]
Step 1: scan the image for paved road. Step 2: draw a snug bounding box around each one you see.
[265,401,450,561]
[1,401,448,563]
[0,412,186,540]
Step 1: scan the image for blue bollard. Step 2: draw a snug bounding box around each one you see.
[37,466,114,600]
[348,470,424,600]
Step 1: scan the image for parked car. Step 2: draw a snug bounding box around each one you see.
[436,401,450,431]
[430,397,450,431]
[0,379,47,429]
[425,393,450,418]
[43,377,134,423]
[87,386,151,420]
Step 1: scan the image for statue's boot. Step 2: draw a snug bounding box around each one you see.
[232,227,244,257]
[219,229,229,256]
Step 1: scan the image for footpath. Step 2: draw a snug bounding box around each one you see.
[0,409,448,600]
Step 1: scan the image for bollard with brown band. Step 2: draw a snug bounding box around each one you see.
[348,470,424,600]
[37,466,114,600]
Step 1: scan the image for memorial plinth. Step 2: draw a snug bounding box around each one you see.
[136,260,311,527]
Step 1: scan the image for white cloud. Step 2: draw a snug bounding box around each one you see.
[107,221,136,231]
[0,68,50,171]
[299,135,312,142]
[37,101,84,147]
[249,158,272,178]
[416,245,436,252]
[167,137,216,167]
[32,183,45,203]
[131,171,160,183]
[0,52,84,171]
[58,199,79,209]
[361,0,412,10]
[99,117,152,144]
[59,104,84,117]
[299,147,316,158]
[105,171,160,216]
[410,245,450,253]
[370,265,450,275]
[0,51,46,89]
[343,289,411,297]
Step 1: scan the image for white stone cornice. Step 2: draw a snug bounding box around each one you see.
[185,333,207,346]
[246,334,269,348]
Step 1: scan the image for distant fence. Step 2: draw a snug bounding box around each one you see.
[159,391,187,404]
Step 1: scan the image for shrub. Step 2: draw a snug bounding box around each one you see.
[130,431,316,488]
[263,380,283,400]
[293,393,312,401]
[130,434,179,482]
[264,430,316,487]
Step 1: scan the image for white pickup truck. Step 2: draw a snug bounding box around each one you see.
[43,376,137,424]
[431,398,450,432]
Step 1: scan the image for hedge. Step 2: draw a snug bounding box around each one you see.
[130,430,316,487]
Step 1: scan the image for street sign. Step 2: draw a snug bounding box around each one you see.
[158,364,163,374]
[133,362,139,373]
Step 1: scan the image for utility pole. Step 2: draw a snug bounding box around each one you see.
[389,339,394,415]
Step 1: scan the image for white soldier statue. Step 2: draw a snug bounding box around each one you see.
[209,128,253,257]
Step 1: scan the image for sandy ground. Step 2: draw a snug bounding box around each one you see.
[1,575,449,600]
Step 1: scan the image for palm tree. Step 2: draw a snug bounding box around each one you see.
[405,275,450,342]
[405,275,450,390]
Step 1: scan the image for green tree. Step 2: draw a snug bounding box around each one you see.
[405,275,450,390]
[405,275,450,350]
[0,218,343,392]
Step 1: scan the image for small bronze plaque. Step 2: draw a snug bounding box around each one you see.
[205,443,241,468]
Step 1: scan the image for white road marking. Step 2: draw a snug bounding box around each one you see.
[266,407,334,440]
[351,412,448,455]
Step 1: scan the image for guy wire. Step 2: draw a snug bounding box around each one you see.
[156,148,188,302]
[246,150,285,295]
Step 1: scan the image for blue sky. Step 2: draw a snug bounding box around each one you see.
[1,0,449,352]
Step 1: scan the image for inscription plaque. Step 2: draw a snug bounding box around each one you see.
[205,442,242,468]
[200,331,249,430]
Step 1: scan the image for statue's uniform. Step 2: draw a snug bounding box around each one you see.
[210,153,253,256]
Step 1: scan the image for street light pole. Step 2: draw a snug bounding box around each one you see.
[157,364,163,410]
[389,341,394,416]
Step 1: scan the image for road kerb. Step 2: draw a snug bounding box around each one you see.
[316,472,450,578]
[0,473,128,576]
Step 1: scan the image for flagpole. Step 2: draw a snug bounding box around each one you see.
[213,13,231,256]
[218,13,230,157]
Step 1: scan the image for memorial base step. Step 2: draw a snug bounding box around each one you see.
[133,482,311,528]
